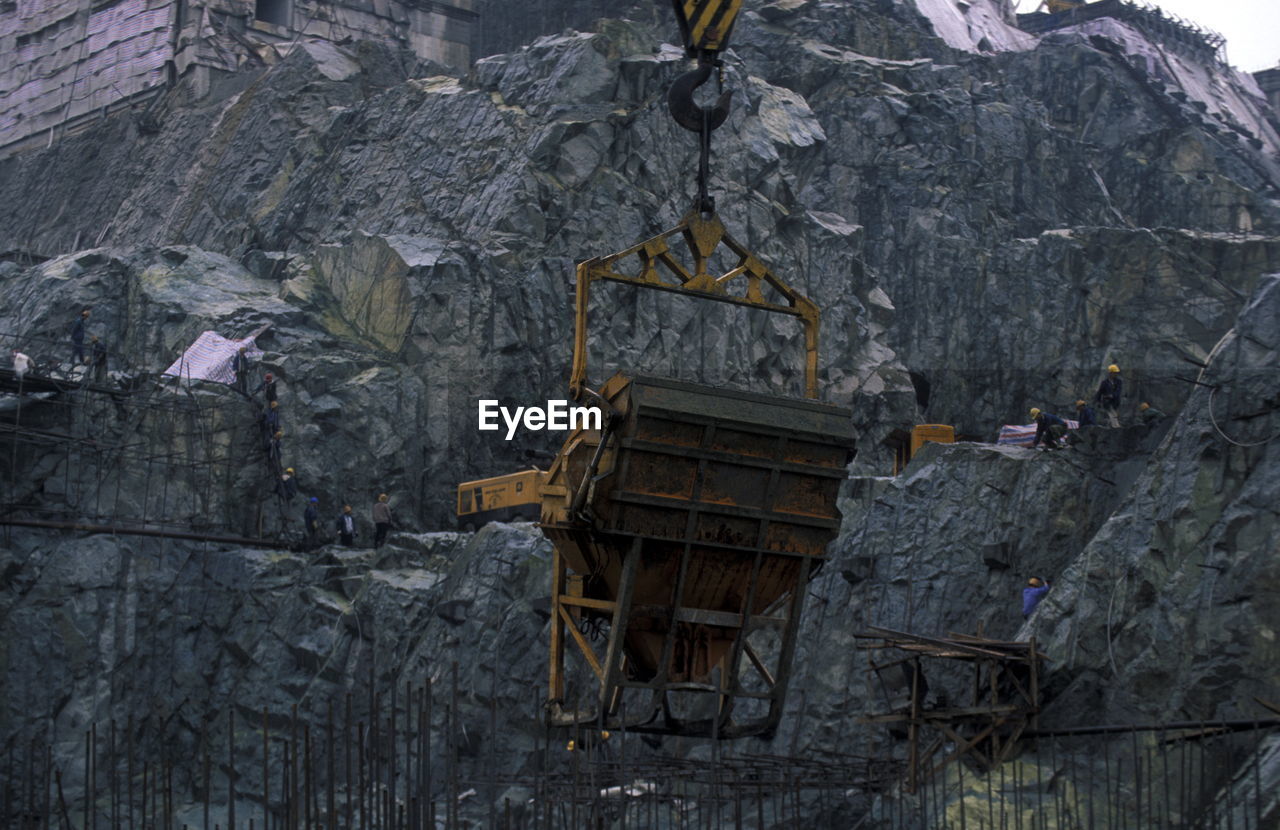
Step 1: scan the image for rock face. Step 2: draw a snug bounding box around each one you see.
[1035,274,1280,724]
[2,1,1279,522]
[2,0,1280,825]
[0,523,556,823]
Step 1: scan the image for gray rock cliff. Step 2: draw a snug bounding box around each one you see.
[1,0,1278,825]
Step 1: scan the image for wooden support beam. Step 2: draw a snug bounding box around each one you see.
[557,595,617,613]
[631,604,787,629]
[548,547,566,703]
[743,643,776,688]
[559,605,605,684]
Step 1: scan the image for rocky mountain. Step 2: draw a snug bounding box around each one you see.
[1,0,1278,825]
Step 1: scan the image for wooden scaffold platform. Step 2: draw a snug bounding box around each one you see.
[855,625,1045,793]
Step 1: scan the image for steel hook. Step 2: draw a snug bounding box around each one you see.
[666,62,733,133]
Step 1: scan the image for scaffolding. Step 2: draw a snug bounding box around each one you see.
[1,329,291,549]
[856,625,1043,795]
[0,664,1275,829]
[1016,0,1228,65]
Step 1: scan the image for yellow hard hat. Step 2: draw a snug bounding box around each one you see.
[566,740,576,752]
[285,467,294,474]
[1075,399,1086,407]
[1029,407,1041,419]
[1108,364,1120,373]
[1139,402,1150,411]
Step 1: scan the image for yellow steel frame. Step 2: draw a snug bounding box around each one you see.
[677,0,743,52]
[570,210,821,399]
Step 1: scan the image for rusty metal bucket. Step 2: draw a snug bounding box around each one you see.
[542,372,853,736]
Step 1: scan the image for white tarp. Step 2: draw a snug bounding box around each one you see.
[163,331,263,385]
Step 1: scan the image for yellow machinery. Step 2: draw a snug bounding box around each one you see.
[540,210,856,738]
[888,424,956,474]
[456,469,546,530]
[912,424,955,455]
[1045,0,1085,13]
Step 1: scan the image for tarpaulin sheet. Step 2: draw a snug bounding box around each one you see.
[997,419,1080,447]
[163,331,263,386]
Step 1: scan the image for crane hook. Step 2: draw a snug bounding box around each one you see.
[666,61,734,134]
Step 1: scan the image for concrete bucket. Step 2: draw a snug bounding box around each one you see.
[540,211,855,737]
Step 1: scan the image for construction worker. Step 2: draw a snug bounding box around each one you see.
[231,347,250,394]
[70,309,90,364]
[90,336,108,381]
[1023,577,1050,618]
[304,497,320,540]
[1075,399,1096,428]
[12,349,31,381]
[1094,364,1122,427]
[1029,408,1067,449]
[1138,402,1165,424]
[268,430,284,464]
[278,467,298,503]
[372,493,394,548]
[336,505,357,547]
[265,400,281,433]
[253,372,278,403]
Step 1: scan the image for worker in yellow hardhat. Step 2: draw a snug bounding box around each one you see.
[278,466,298,503]
[1138,401,1166,425]
[1075,398,1096,428]
[1093,363,1122,427]
[1023,576,1051,618]
[1030,407,1067,449]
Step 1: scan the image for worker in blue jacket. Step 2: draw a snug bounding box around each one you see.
[1029,408,1067,449]
[1075,399,1096,427]
[70,309,90,364]
[304,497,319,540]
[1023,577,1050,618]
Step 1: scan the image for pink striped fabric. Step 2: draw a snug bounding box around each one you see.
[997,419,1080,447]
[163,332,264,385]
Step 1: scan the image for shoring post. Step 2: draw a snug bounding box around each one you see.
[425,678,433,827]
[548,546,566,710]
[202,748,209,830]
[389,684,397,830]
[303,724,312,830]
[83,729,89,830]
[450,661,459,830]
[488,670,498,830]
[345,693,354,830]
[327,700,336,830]
[357,722,366,830]
[1028,636,1039,732]
[109,721,117,830]
[291,703,299,830]
[228,708,236,830]
[906,658,920,795]
[599,538,640,721]
[261,707,270,830]
[43,743,52,830]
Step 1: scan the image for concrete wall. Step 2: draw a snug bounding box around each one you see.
[0,0,476,153]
